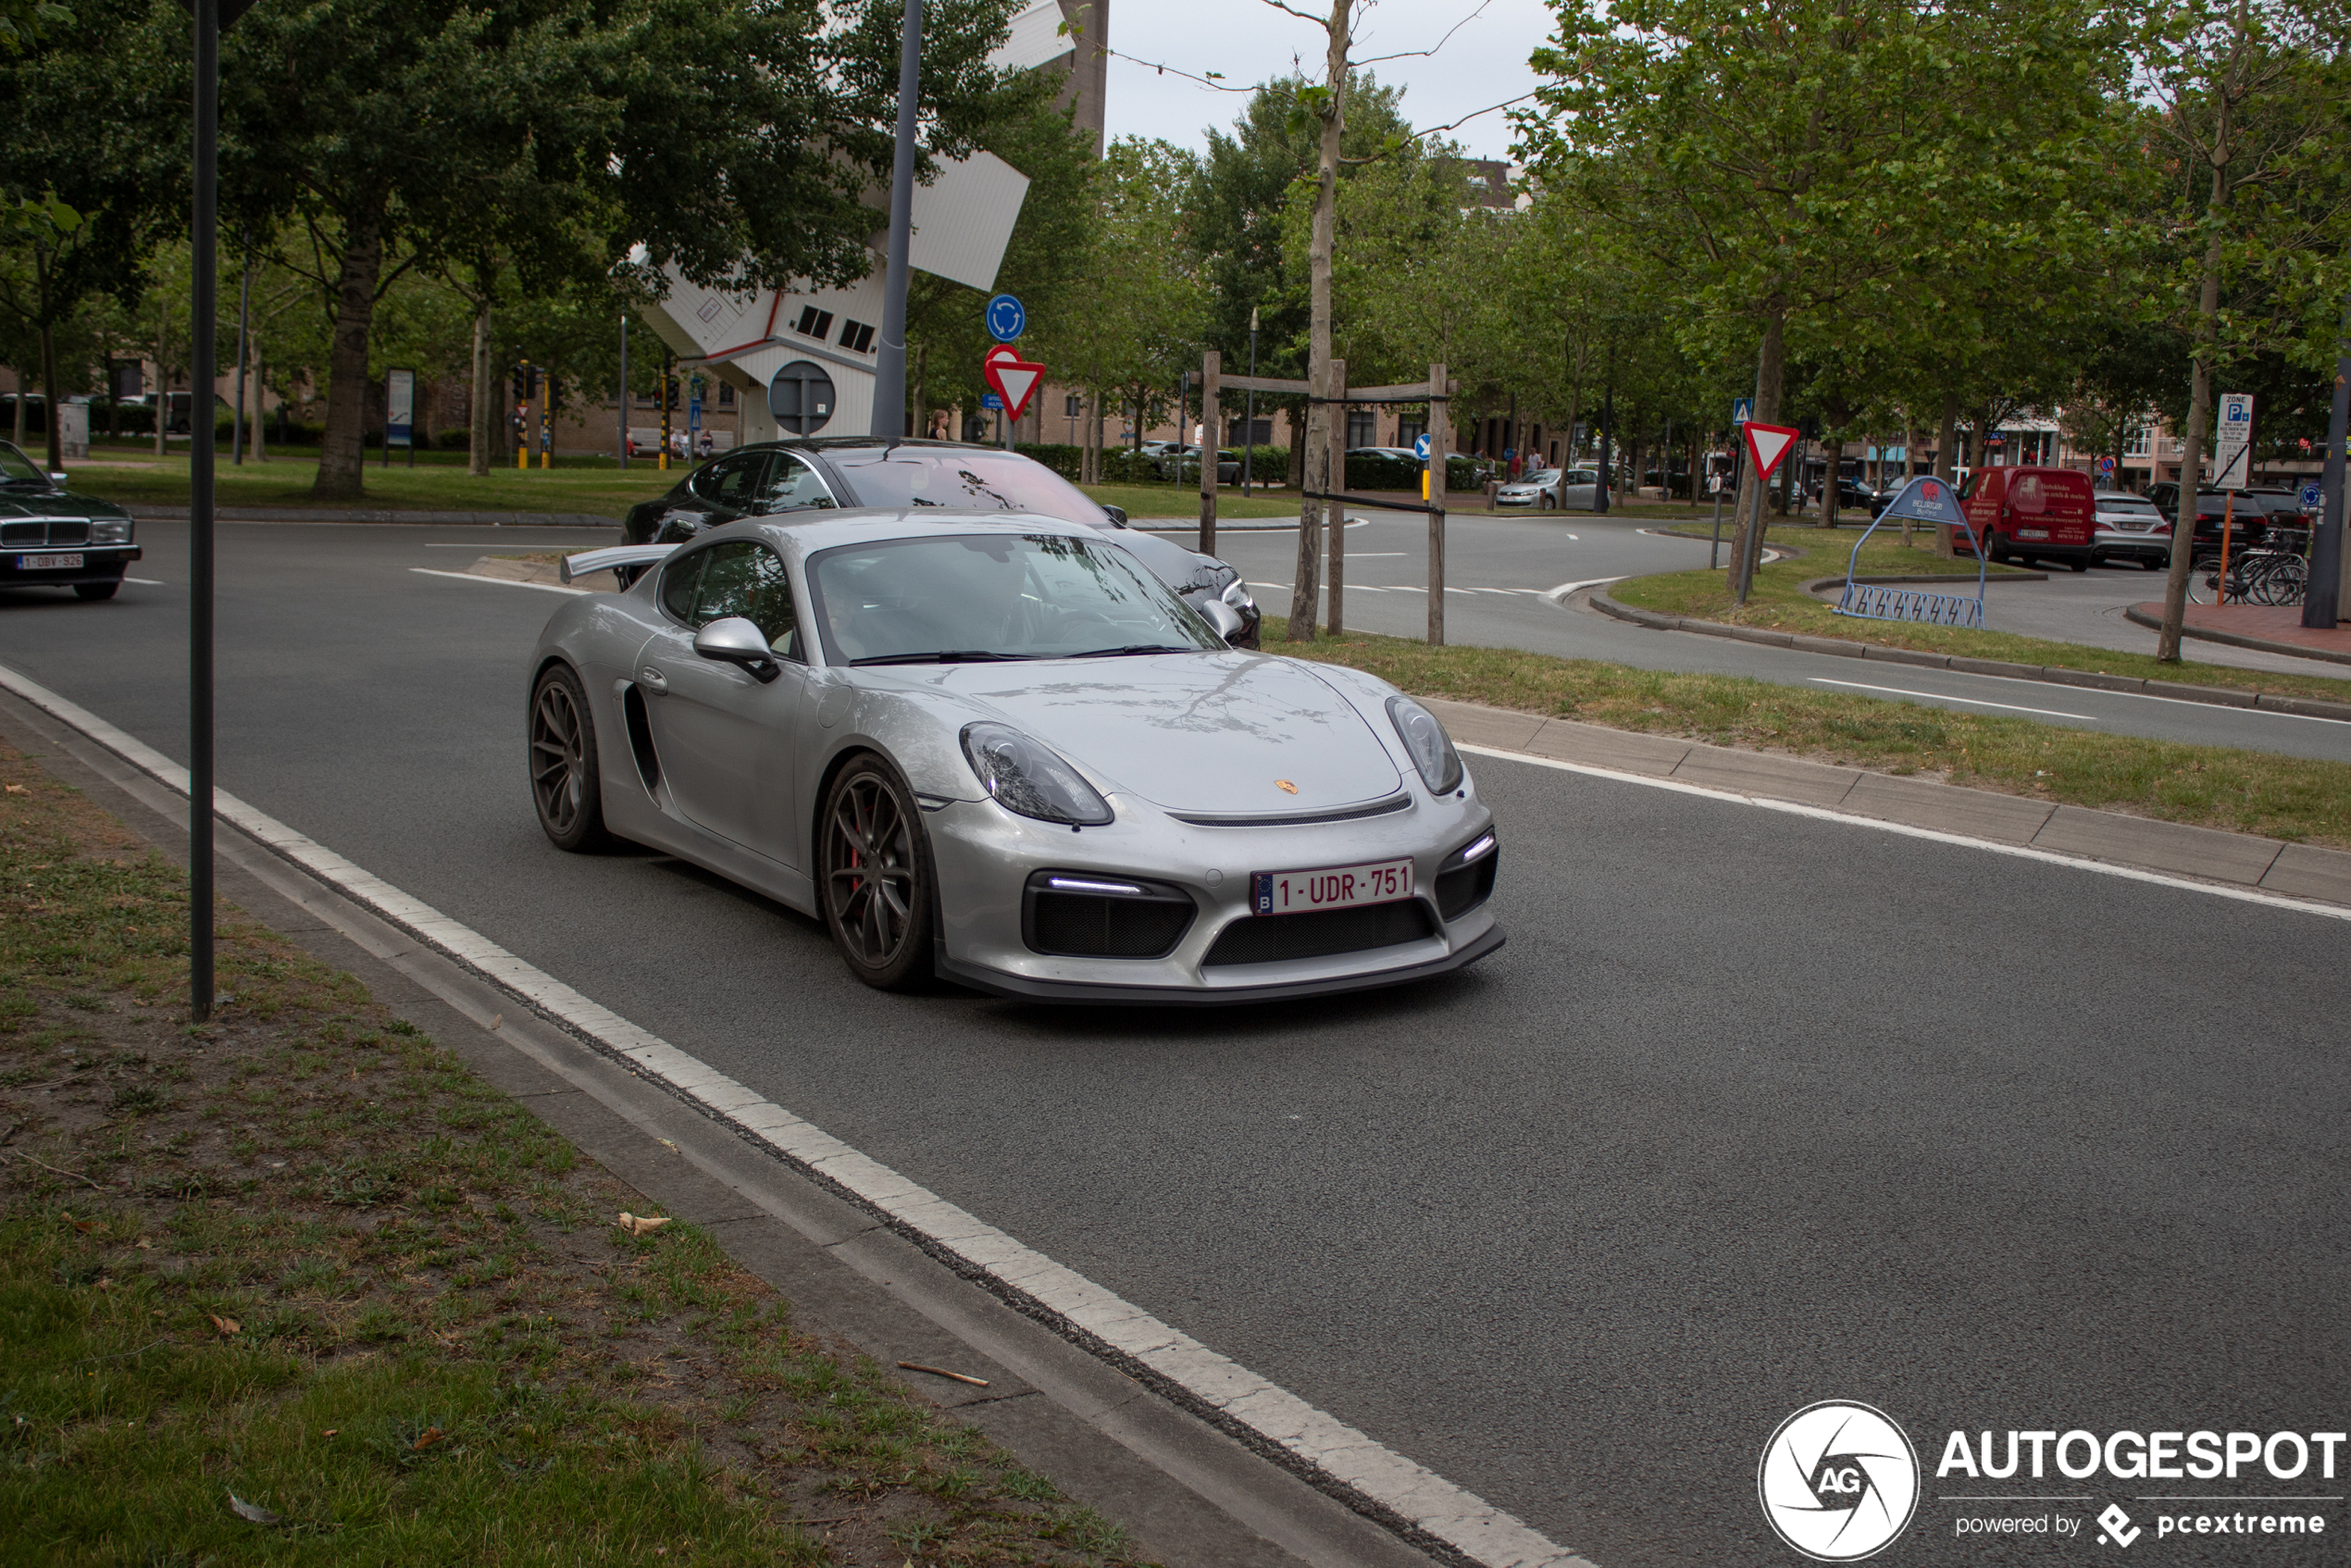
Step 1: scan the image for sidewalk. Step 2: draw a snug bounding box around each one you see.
[2126,601,2351,668]
[1422,694,2351,907]
[126,503,621,527]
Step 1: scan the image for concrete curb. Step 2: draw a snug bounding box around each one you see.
[1418,695,2351,908]
[2122,602,2351,670]
[1588,590,2351,724]
[124,504,621,527]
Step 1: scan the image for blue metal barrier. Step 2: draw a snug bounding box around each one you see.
[1832,476,1987,630]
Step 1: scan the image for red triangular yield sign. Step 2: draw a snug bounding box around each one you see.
[984,354,1046,421]
[1744,421,1799,479]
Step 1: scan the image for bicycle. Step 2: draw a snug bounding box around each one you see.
[2186,546,2307,606]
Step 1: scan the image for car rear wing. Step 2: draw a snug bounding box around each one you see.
[559,542,677,584]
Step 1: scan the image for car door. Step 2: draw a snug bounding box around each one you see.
[636,538,812,867]
[653,451,773,541]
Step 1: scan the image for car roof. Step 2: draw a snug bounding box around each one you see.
[725,507,1103,558]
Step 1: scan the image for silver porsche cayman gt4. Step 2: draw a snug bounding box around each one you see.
[528,510,1502,1002]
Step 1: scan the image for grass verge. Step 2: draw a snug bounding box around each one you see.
[1265,615,2351,849]
[1612,524,2351,705]
[0,739,1153,1566]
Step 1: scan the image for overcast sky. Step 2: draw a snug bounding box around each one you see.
[1097,0,1559,165]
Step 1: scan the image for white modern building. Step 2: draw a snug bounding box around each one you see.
[635,0,1102,442]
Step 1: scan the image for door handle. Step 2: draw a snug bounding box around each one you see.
[638,666,668,693]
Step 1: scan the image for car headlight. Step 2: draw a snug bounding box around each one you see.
[1386,696,1462,794]
[1221,579,1254,612]
[92,518,131,543]
[961,722,1113,827]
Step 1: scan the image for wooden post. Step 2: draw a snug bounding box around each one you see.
[1428,361,1448,646]
[1199,350,1219,555]
[1325,358,1347,636]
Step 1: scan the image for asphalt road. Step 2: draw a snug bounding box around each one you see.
[3,522,2345,1567]
[1161,508,2351,765]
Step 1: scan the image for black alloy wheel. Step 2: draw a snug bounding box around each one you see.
[820,756,936,991]
[529,666,613,852]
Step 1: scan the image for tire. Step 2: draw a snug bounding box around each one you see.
[818,754,937,992]
[2142,557,2166,570]
[2070,557,2090,573]
[73,580,118,601]
[529,665,614,852]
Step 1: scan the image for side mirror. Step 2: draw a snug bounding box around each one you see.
[692,616,780,683]
[49,473,68,488]
[1101,504,1128,529]
[1200,598,1245,645]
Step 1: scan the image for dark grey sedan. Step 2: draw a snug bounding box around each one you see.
[0,442,140,601]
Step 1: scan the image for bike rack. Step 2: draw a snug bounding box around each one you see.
[1832,477,1988,630]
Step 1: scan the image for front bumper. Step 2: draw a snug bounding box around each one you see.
[0,544,140,587]
[2093,529,2168,563]
[923,790,1502,1003]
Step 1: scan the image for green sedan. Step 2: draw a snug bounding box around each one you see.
[0,440,139,601]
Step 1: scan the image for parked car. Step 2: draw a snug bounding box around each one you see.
[531,515,1503,999]
[1153,443,1241,485]
[617,438,1260,647]
[2088,492,2171,568]
[1495,467,1606,510]
[0,441,140,601]
[1349,446,1424,465]
[1810,477,1885,516]
[1955,465,2097,569]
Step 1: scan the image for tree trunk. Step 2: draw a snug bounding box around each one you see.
[153,313,167,458]
[1287,0,1350,642]
[1822,429,1841,529]
[312,209,387,501]
[1934,395,1958,482]
[468,298,493,478]
[911,340,927,448]
[36,268,62,472]
[1900,414,1920,544]
[10,364,24,447]
[1730,305,1786,600]
[252,347,267,461]
[2158,161,2233,661]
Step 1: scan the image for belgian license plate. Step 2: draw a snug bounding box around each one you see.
[19,553,83,569]
[1252,856,1412,916]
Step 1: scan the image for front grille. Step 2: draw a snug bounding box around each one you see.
[1202,901,1436,967]
[1024,874,1195,959]
[1,520,90,548]
[1167,792,1412,828]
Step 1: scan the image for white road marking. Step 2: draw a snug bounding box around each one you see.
[124,577,168,585]
[1934,666,2348,726]
[1808,678,2096,720]
[0,660,1596,1568]
[409,566,587,596]
[1346,552,1406,556]
[1545,577,1626,603]
[1454,740,2349,924]
[421,540,609,547]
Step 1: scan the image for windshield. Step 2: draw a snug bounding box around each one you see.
[0,442,47,485]
[808,532,1225,666]
[829,448,1107,529]
[2101,499,2160,517]
[1523,470,1560,484]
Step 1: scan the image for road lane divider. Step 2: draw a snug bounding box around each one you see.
[1809,678,2098,722]
[410,566,588,596]
[0,656,1598,1568]
[1454,739,2351,924]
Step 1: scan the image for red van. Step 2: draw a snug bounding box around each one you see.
[1956,466,2096,571]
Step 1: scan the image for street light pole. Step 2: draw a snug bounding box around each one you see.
[870,0,922,439]
[1242,305,1259,497]
[617,314,629,469]
[189,0,219,1022]
[2307,294,2350,629]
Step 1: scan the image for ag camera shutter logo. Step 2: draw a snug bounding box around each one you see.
[1759,1400,1922,1561]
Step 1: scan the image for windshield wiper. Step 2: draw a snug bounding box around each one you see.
[1069,643,1199,658]
[851,649,1033,666]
